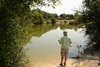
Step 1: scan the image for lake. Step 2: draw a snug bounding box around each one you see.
[25,25,87,67]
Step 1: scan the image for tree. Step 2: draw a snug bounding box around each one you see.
[82,0,100,50]
[0,0,61,67]
[54,13,58,19]
[74,11,83,23]
[51,17,56,24]
[60,13,66,19]
[31,9,44,24]
[59,13,74,20]
[66,14,74,20]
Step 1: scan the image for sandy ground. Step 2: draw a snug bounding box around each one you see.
[27,54,100,67]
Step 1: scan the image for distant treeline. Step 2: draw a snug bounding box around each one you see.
[30,9,75,24]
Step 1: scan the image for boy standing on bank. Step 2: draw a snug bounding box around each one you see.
[58,31,72,66]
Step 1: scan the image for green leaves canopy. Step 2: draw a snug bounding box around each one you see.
[0,0,61,67]
[82,0,100,50]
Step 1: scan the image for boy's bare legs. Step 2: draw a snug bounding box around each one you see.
[64,50,68,65]
[60,50,68,66]
[64,56,67,65]
[60,56,63,66]
[60,56,67,66]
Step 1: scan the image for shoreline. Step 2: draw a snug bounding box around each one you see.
[27,53,100,67]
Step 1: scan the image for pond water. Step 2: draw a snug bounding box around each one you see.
[25,25,87,66]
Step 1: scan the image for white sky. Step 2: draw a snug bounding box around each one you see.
[41,0,83,15]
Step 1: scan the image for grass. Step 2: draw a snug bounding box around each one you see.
[56,19,75,23]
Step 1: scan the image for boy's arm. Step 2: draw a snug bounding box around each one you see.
[58,40,61,44]
[69,38,72,47]
[70,41,72,44]
[69,38,72,44]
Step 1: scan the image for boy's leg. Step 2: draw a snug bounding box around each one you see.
[64,50,68,65]
[60,56,63,66]
[64,56,67,65]
[60,50,64,66]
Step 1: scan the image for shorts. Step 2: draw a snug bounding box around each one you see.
[61,49,68,57]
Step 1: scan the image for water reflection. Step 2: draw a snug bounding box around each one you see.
[31,24,58,37]
[25,25,86,66]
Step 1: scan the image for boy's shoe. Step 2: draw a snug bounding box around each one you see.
[59,63,63,66]
[98,63,100,65]
[64,63,66,65]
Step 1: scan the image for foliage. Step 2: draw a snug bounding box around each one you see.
[30,9,59,24]
[74,11,84,23]
[60,13,66,19]
[51,17,57,24]
[0,0,61,67]
[82,0,100,50]
[59,13,74,20]
[43,12,58,22]
[66,14,74,20]
[54,13,59,19]
[0,19,29,67]
[31,9,44,24]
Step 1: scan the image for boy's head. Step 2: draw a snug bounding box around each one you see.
[63,31,67,36]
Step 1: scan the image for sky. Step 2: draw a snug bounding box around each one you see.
[41,0,83,15]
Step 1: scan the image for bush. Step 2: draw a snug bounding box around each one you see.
[0,17,29,67]
[51,17,56,24]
